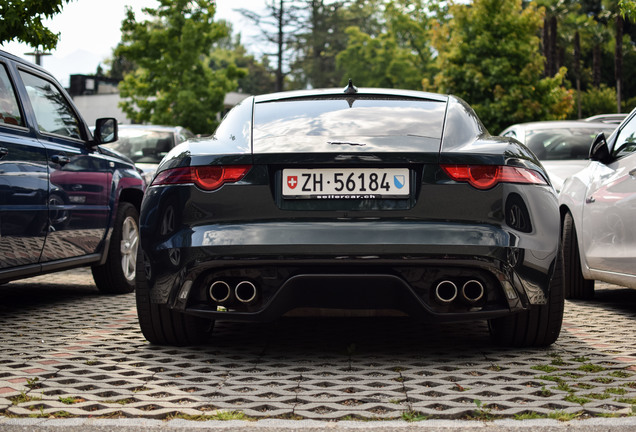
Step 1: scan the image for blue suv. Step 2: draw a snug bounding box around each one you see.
[0,49,144,293]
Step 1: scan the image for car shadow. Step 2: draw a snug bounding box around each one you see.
[0,271,104,312]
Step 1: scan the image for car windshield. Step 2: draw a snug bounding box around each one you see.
[110,129,174,163]
[525,126,616,160]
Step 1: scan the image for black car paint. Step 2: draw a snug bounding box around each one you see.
[139,89,559,327]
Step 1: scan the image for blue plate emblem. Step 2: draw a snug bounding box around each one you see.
[394,175,405,189]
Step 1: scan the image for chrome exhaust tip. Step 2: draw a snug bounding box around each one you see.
[434,280,458,303]
[462,280,485,303]
[235,281,257,304]
[209,280,232,303]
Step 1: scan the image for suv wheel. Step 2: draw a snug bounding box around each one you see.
[92,202,139,294]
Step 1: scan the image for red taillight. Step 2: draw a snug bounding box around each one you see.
[151,165,251,191]
[441,164,546,190]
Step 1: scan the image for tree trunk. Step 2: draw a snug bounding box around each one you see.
[574,31,581,119]
[543,17,550,77]
[615,14,623,113]
[276,0,285,92]
[593,43,601,88]
[549,15,557,76]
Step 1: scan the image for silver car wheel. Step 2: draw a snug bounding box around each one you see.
[120,215,139,282]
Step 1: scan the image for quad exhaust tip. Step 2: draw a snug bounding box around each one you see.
[435,280,458,303]
[235,281,257,304]
[209,280,232,303]
[462,280,485,303]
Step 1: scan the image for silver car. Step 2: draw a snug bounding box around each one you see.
[559,109,636,298]
[500,121,617,193]
[105,124,195,184]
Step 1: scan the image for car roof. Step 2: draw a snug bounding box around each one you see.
[254,87,449,103]
[512,120,613,129]
[502,120,616,134]
[1,49,47,71]
[118,124,189,133]
[583,113,627,123]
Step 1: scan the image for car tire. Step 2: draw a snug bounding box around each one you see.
[488,250,564,347]
[135,250,214,346]
[92,202,139,294]
[562,212,594,299]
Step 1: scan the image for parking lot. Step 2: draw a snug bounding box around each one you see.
[1,269,635,423]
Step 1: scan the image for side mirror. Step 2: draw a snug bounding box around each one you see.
[589,132,612,164]
[94,118,118,145]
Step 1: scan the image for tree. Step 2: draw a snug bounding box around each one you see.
[115,0,240,134]
[0,0,71,50]
[237,0,304,91]
[289,0,385,89]
[209,28,276,95]
[432,0,574,133]
[335,0,433,90]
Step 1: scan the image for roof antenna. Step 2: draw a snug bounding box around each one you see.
[343,78,358,94]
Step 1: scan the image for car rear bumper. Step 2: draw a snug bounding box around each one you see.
[140,220,558,323]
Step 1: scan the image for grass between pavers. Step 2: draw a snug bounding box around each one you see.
[3,353,636,423]
[530,352,636,416]
[1,405,635,422]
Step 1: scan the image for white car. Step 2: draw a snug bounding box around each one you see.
[559,109,636,298]
[105,124,195,184]
[500,121,617,193]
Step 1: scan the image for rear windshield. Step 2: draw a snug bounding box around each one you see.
[254,97,446,140]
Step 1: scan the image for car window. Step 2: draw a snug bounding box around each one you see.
[0,64,24,127]
[19,70,81,139]
[110,129,174,163]
[526,127,615,160]
[613,116,636,159]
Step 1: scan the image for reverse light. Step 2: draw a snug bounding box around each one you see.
[151,165,252,191]
[441,164,547,190]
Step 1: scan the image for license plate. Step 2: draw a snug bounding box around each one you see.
[282,168,410,199]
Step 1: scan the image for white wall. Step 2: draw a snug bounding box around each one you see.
[73,93,131,126]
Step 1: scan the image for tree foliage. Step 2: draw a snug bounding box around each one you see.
[0,0,71,50]
[236,0,304,91]
[104,0,634,130]
[336,0,433,90]
[433,0,574,132]
[209,28,275,95]
[115,0,241,134]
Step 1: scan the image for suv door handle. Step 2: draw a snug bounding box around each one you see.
[51,155,71,166]
[0,147,7,159]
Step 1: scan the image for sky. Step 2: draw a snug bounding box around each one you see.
[0,0,266,87]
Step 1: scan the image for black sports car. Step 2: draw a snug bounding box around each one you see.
[136,84,563,347]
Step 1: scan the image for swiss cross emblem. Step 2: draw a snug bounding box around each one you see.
[287,176,298,189]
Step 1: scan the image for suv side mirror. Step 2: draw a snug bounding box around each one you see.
[589,132,612,164]
[94,118,118,145]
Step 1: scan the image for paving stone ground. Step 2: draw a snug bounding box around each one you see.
[1,269,635,422]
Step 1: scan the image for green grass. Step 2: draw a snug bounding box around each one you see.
[547,410,583,421]
[514,411,546,420]
[402,411,427,422]
[532,365,559,373]
[564,394,591,405]
[578,364,606,373]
